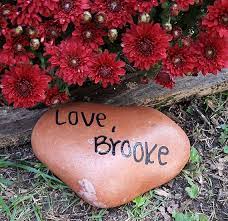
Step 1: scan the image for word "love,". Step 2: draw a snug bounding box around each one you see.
[55,110,107,127]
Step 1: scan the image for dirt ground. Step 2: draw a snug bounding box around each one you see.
[0,92,227,221]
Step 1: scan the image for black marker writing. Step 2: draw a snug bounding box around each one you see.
[55,110,107,128]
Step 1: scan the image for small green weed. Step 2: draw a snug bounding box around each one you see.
[127,195,151,220]
[223,145,228,154]
[172,211,208,221]
[90,209,107,221]
[189,147,201,165]
[219,124,228,145]
[185,177,199,199]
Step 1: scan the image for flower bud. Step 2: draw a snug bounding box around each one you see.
[163,22,172,32]
[30,38,40,50]
[96,13,105,24]
[28,28,37,38]
[84,30,92,39]
[83,11,92,23]
[139,13,150,23]
[108,29,118,42]
[15,26,23,35]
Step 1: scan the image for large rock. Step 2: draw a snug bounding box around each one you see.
[31,102,190,208]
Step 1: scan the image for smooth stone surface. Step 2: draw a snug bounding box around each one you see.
[31,102,190,208]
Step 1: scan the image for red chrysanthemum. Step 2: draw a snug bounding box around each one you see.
[194,32,228,75]
[2,29,34,63]
[127,0,158,13]
[0,3,17,26]
[36,20,63,43]
[122,23,171,70]
[163,44,197,77]
[1,64,51,108]
[154,69,175,89]
[44,86,69,106]
[45,38,93,85]
[14,0,59,26]
[89,50,126,88]
[54,0,89,31]
[202,0,228,38]
[91,0,134,28]
[173,0,195,10]
[0,49,16,67]
[72,22,106,50]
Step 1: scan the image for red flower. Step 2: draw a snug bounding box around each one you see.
[91,0,133,28]
[202,0,228,38]
[45,38,93,86]
[0,4,17,27]
[44,86,69,106]
[54,0,89,31]
[15,0,59,26]
[173,0,195,11]
[72,22,106,50]
[0,49,16,67]
[89,51,126,88]
[154,69,175,89]
[122,23,171,70]
[1,64,51,108]
[163,44,197,77]
[36,20,63,43]
[194,32,228,75]
[127,0,158,13]
[2,29,34,63]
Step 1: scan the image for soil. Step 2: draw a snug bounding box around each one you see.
[0,93,227,221]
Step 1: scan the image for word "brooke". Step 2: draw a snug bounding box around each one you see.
[94,135,169,166]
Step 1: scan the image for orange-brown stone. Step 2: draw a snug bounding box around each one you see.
[31,102,190,208]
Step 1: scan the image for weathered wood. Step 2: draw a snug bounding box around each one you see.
[101,70,228,107]
[0,70,227,149]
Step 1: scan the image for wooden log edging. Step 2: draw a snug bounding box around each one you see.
[0,70,227,149]
[103,70,228,107]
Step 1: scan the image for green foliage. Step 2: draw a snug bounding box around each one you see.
[223,146,228,154]
[219,124,228,145]
[90,209,107,221]
[128,195,150,220]
[172,211,208,221]
[190,147,201,165]
[133,196,147,207]
[185,177,199,199]
[0,196,11,218]
[0,160,63,185]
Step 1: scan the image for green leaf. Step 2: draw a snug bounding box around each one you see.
[33,204,43,221]
[190,147,201,164]
[185,183,199,199]
[185,177,199,199]
[0,196,11,218]
[172,212,208,221]
[221,124,228,132]
[133,196,147,207]
[219,124,228,145]
[223,146,228,154]
[172,212,192,221]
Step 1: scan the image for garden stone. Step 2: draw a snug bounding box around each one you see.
[31,102,190,208]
